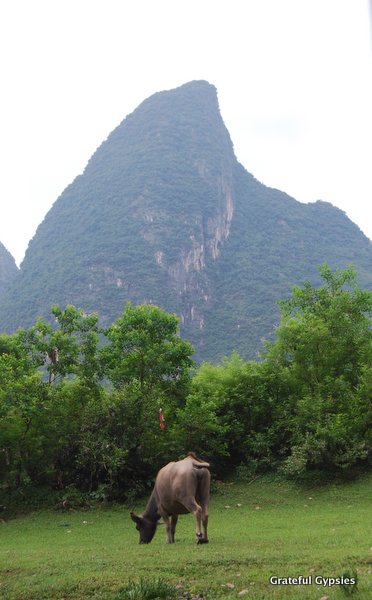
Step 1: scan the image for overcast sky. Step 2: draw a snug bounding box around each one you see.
[1,0,371,266]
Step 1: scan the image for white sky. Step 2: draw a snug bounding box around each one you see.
[1,0,371,266]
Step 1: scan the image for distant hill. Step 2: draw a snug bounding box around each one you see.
[0,80,371,361]
[0,242,18,299]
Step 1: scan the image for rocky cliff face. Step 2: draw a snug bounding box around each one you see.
[0,81,371,361]
[165,167,234,332]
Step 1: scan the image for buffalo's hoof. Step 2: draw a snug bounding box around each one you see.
[196,536,209,544]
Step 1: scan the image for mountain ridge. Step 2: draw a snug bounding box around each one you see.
[0,242,18,298]
[0,80,371,361]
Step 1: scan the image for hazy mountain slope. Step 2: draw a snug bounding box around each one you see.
[203,164,372,358]
[0,80,370,361]
[0,242,18,299]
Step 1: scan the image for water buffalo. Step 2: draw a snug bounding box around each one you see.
[130,453,210,544]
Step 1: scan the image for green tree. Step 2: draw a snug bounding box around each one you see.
[266,264,372,476]
[0,306,102,500]
[101,303,194,395]
[0,334,51,492]
[17,304,102,387]
[100,303,194,477]
[175,354,289,476]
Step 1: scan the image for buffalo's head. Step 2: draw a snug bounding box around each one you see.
[130,512,157,544]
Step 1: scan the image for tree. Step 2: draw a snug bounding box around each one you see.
[0,305,103,498]
[0,333,52,492]
[100,303,194,474]
[266,264,372,475]
[16,305,102,388]
[174,354,291,477]
[101,303,194,395]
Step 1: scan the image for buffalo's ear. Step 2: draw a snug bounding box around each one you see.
[130,511,142,525]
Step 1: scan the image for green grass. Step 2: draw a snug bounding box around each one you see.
[0,474,371,599]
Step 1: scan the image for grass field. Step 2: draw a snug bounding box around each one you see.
[0,474,371,599]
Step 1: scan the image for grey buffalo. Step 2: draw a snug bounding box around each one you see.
[130,453,210,544]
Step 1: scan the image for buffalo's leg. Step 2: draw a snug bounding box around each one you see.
[170,514,178,543]
[194,504,209,544]
[186,501,208,544]
[162,514,174,544]
[201,508,209,543]
[178,498,209,544]
[193,506,202,543]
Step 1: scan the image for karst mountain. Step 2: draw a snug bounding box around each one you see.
[0,242,18,298]
[0,80,371,361]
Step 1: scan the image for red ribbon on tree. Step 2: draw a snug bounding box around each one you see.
[159,408,166,430]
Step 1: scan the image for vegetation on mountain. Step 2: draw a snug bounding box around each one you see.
[0,81,371,361]
[0,241,18,298]
[1,266,370,513]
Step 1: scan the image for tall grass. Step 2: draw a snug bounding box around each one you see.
[0,474,371,599]
[114,577,178,599]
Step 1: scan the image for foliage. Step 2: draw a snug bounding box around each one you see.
[100,303,195,482]
[0,333,50,492]
[340,570,358,596]
[173,355,273,475]
[174,264,371,478]
[0,265,371,510]
[101,303,194,396]
[0,241,18,295]
[266,264,372,476]
[17,304,102,385]
[115,578,177,600]
[0,302,194,506]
